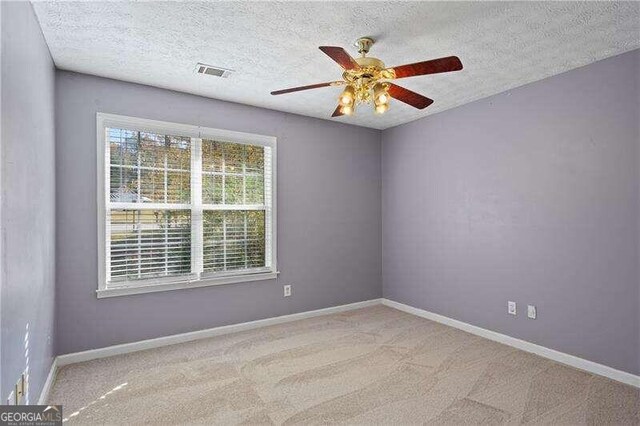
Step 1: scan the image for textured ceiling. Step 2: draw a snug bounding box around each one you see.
[32,1,639,130]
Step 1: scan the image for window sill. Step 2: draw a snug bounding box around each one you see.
[97,271,279,299]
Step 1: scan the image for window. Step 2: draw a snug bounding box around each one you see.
[97,113,276,297]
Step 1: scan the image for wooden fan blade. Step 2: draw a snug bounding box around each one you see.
[271,81,342,95]
[319,46,361,71]
[389,56,463,79]
[387,83,434,109]
[331,105,344,117]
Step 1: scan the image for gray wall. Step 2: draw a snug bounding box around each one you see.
[382,50,640,375]
[55,71,382,354]
[1,2,56,402]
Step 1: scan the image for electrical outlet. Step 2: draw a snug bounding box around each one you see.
[283,285,291,297]
[22,373,28,403]
[527,305,537,319]
[15,385,22,405]
[15,374,25,404]
[9,373,28,405]
[508,301,517,315]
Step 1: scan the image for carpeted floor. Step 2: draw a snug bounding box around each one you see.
[49,305,639,425]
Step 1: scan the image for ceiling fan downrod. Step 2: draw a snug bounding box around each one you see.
[355,37,374,57]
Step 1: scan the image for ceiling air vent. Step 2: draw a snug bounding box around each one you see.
[195,63,233,78]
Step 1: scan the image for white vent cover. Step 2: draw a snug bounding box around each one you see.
[195,63,233,78]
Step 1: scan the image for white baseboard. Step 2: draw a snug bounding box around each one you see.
[382,298,640,389]
[57,298,382,367]
[47,297,638,395]
[38,357,58,404]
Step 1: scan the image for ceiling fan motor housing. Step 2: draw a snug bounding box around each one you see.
[342,56,395,105]
[355,56,385,70]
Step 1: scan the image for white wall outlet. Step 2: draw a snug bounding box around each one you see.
[508,301,517,315]
[22,373,28,404]
[283,285,291,297]
[527,304,537,319]
[15,376,25,405]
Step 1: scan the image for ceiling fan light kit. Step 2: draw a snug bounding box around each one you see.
[271,37,463,119]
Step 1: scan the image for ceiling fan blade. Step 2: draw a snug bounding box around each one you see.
[387,83,434,109]
[319,46,361,71]
[331,105,344,117]
[389,56,463,79]
[271,81,343,95]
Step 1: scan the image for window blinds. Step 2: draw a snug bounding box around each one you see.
[105,127,273,287]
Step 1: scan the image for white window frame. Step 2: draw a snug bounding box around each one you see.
[96,113,277,298]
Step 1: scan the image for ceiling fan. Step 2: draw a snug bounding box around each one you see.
[271,37,463,117]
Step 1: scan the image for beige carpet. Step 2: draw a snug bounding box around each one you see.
[49,305,639,425]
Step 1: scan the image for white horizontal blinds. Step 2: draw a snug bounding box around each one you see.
[109,210,191,281]
[264,146,273,269]
[201,140,268,273]
[203,211,266,271]
[107,128,192,282]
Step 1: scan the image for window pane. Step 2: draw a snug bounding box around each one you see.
[138,168,164,203]
[202,140,224,173]
[110,165,138,203]
[223,142,244,173]
[165,171,191,204]
[224,175,243,204]
[139,132,166,169]
[245,175,264,204]
[203,210,265,273]
[245,145,264,174]
[165,136,191,170]
[110,210,191,281]
[109,128,138,167]
[202,174,223,204]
